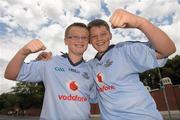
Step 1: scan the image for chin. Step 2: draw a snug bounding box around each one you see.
[77,51,84,55]
[97,48,105,53]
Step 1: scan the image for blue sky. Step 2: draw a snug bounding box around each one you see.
[0,0,180,94]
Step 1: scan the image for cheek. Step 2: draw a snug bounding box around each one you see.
[64,39,69,45]
[84,45,88,50]
[90,39,96,45]
[92,44,99,50]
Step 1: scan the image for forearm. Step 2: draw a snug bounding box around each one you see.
[138,18,176,58]
[4,49,28,80]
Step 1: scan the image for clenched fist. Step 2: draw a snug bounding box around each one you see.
[109,9,144,29]
[21,39,46,55]
[36,51,52,61]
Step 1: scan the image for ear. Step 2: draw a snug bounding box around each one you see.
[64,39,68,45]
[109,32,112,40]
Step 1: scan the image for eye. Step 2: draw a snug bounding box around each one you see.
[90,35,97,39]
[101,33,107,36]
[82,37,88,40]
[73,36,79,39]
[67,36,79,40]
[67,36,73,39]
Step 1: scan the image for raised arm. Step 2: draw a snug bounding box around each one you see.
[109,9,176,59]
[4,39,46,80]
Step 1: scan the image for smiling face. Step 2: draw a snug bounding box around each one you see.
[89,26,112,54]
[65,26,89,57]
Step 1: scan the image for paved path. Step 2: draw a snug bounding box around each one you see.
[0,114,180,120]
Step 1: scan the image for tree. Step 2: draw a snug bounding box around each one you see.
[140,55,180,89]
[11,82,44,109]
[0,93,19,111]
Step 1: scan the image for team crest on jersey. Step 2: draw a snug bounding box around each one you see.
[68,81,78,91]
[96,62,103,67]
[82,72,89,79]
[104,59,113,67]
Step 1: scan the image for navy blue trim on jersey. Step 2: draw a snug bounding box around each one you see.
[94,45,115,61]
[61,52,85,66]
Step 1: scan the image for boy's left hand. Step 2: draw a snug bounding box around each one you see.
[36,52,52,61]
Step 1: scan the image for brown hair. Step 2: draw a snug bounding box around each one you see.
[64,22,88,39]
[87,19,110,32]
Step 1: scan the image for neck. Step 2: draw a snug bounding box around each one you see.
[68,53,83,64]
[98,52,104,55]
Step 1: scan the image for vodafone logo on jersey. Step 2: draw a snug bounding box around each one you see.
[96,72,104,86]
[69,81,78,91]
[97,73,103,83]
[58,94,87,102]
[96,72,115,92]
[58,80,87,102]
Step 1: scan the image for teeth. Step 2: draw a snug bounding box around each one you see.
[96,42,105,46]
[75,44,84,48]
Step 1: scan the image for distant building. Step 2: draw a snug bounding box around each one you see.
[161,77,172,85]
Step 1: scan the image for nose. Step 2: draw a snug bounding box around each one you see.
[78,36,89,42]
[97,35,102,40]
[76,37,84,42]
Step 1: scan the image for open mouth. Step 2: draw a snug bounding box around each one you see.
[96,41,106,46]
[74,44,85,48]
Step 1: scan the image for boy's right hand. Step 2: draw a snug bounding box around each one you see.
[109,9,143,29]
[21,39,46,55]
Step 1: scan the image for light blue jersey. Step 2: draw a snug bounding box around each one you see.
[89,42,166,120]
[17,54,97,120]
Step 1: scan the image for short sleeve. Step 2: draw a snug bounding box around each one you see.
[89,82,98,103]
[87,61,98,103]
[16,60,45,82]
[117,42,167,73]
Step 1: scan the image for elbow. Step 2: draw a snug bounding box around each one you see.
[168,44,176,56]
[166,45,176,57]
[158,45,176,58]
[4,73,17,81]
[172,45,176,54]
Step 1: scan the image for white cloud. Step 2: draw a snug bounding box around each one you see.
[0,58,16,94]
[0,0,180,94]
[38,23,66,53]
[0,0,48,31]
[78,0,101,19]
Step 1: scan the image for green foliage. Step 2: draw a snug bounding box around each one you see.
[140,55,180,89]
[0,93,19,111]
[0,82,44,111]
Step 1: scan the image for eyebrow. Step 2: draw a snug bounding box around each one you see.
[90,31,108,35]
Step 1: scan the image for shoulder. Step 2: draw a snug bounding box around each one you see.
[87,58,95,66]
[81,61,91,69]
[115,41,152,49]
[52,54,66,60]
[87,59,93,63]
